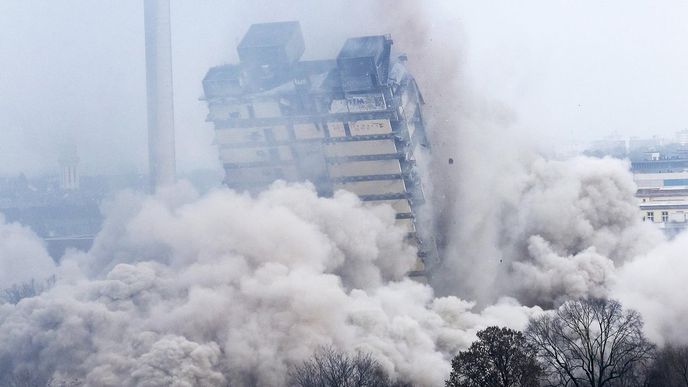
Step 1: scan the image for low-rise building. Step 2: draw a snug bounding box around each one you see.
[633,166,688,236]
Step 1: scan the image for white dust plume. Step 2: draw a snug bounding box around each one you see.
[0,182,539,386]
[0,214,56,290]
[613,230,688,346]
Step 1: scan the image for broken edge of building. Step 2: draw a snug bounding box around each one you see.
[202,21,438,277]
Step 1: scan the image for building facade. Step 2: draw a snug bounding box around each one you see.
[202,22,437,275]
[633,164,688,236]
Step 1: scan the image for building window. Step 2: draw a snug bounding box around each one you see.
[662,211,669,222]
[663,178,688,187]
[647,212,654,222]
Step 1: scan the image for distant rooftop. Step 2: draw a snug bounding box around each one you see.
[631,158,688,173]
[637,188,688,197]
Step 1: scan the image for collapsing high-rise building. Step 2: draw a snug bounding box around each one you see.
[202,21,437,276]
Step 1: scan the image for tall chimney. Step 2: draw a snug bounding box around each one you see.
[144,0,176,191]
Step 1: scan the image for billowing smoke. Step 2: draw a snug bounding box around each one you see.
[1,1,688,385]
[0,214,56,289]
[393,3,687,354]
[430,152,666,305]
[0,182,539,385]
[368,4,673,321]
[491,156,662,306]
[1,159,685,385]
[613,231,688,346]
[366,2,687,359]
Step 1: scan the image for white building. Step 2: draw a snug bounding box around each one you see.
[634,171,688,235]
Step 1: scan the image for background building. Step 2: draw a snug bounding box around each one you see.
[632,152,688,236]
[59,143,80,191]
[202,22,437,275]
[586,133,688,236]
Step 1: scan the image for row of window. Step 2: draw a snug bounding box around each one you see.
[644,211,670,222]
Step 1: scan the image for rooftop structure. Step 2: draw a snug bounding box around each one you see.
[631,157,688,173]
[202,22,437,275]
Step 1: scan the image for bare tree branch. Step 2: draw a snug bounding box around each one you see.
[289,346,407,387]
[526,298,655,387]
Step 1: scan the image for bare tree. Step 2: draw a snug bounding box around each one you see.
[445,326,542,387]
[3,369,45,387]
[525,298,654,387]
[2,276,56,304]
[288,346,409,387]
[646,345,688,387]
[46,378,82,387]
[0,369,81,387]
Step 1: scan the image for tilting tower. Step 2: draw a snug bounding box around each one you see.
[202,22,437,275]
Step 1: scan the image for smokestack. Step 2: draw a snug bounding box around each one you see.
[144,0,176,191]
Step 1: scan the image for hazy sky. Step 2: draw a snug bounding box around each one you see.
[0,1,686,176]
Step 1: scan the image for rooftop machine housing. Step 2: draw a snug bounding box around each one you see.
[237,21,305,67]
[337,35,392,92]
[236,21,305,92]
[202,64,242,99]
[202,21,438,276]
